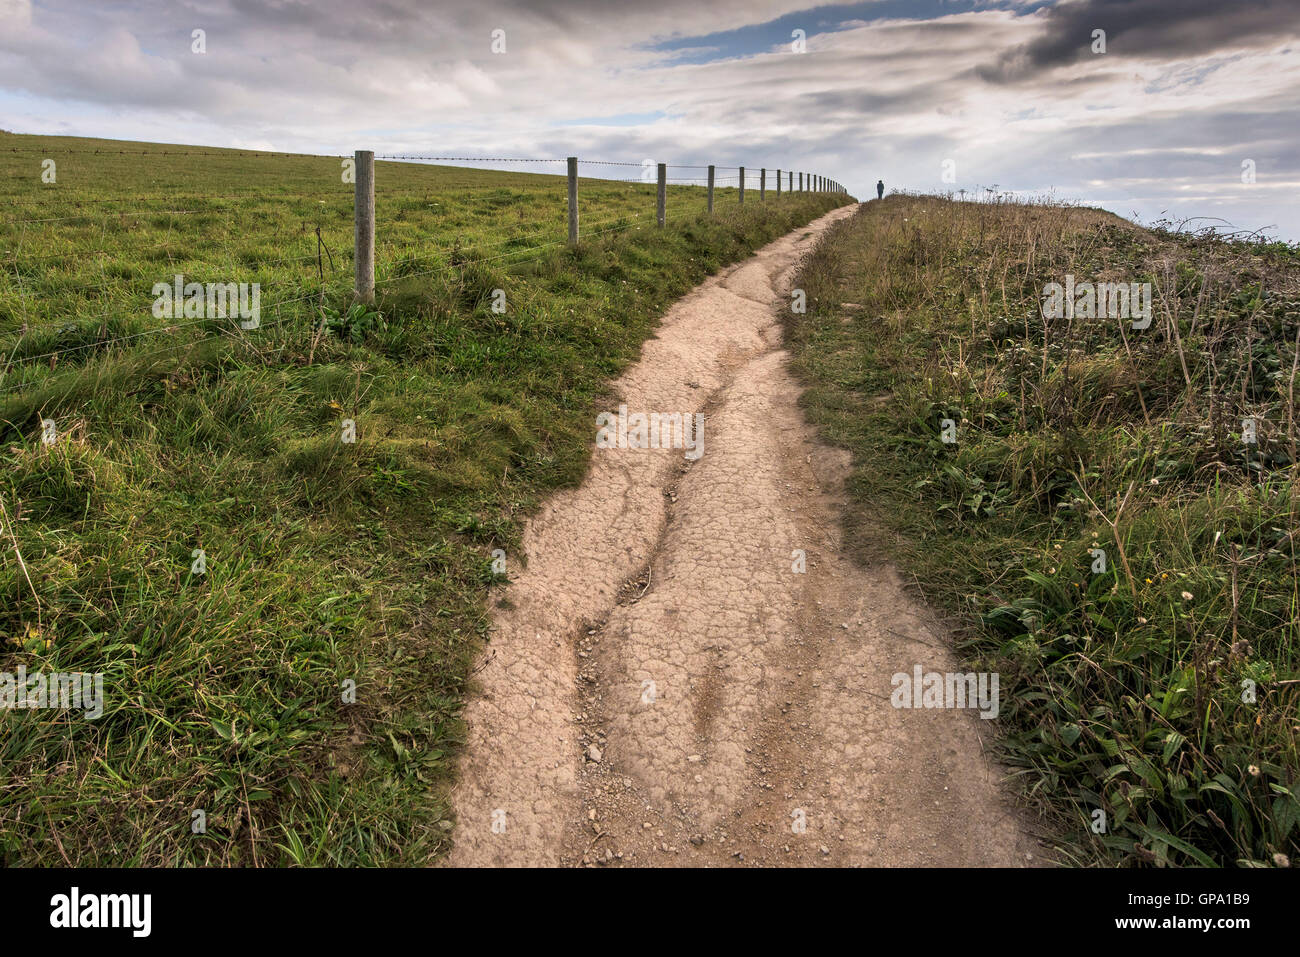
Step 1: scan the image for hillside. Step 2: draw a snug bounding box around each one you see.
[788,195,1300,867]
[0,132,848,865]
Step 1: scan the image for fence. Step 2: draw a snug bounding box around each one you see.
[351,151,850,303]
[0,143,853,398]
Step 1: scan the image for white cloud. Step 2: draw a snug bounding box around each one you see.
[0,0,1295,237]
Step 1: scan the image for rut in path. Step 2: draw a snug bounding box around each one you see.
[445,205,1041,867]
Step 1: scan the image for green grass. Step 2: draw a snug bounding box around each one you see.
[0,132,848,865]
[788,194,1299,868]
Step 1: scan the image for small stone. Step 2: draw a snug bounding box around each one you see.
[586,744,602,762]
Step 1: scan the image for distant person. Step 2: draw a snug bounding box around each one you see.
[876,179,884,200]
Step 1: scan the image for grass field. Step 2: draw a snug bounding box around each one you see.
[0,132,847,866]
[789,195,1300,867]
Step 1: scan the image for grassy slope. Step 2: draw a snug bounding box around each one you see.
[789,195,1299,868]
[0,132,848,865]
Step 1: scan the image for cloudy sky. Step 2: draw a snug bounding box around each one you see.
[1,0,1298,238]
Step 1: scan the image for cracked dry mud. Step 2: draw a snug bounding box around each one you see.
[445,205,1041,867]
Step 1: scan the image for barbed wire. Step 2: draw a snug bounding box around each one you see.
[0,295,354,402]
[0,193,353,211]
[0,278,356,394]
[0,145,348,159]
[2,209,235,230]
[0,239,352,270]
[373,216,644,291]
[378,212,641,260]
[0,212,653,376]
[0,149,845,402]
[574,161,748,171]
[0,176,806,221]
[3,146,820,178]
[0,206,659,318]
[376,155,566,163]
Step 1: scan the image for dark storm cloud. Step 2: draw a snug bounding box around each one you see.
[796,85,955,119]
[977,0,1300,84]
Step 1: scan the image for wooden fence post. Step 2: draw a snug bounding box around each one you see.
[707,165,715,215]
[657,163,666,227]
[566,155,577,244]
[760,168,766,200]
[798,171,803,192]
[354,149,374,304]
[739,166,745,205]
[776,169,781,197]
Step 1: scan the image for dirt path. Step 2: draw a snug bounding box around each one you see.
[445,205,1041,867]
